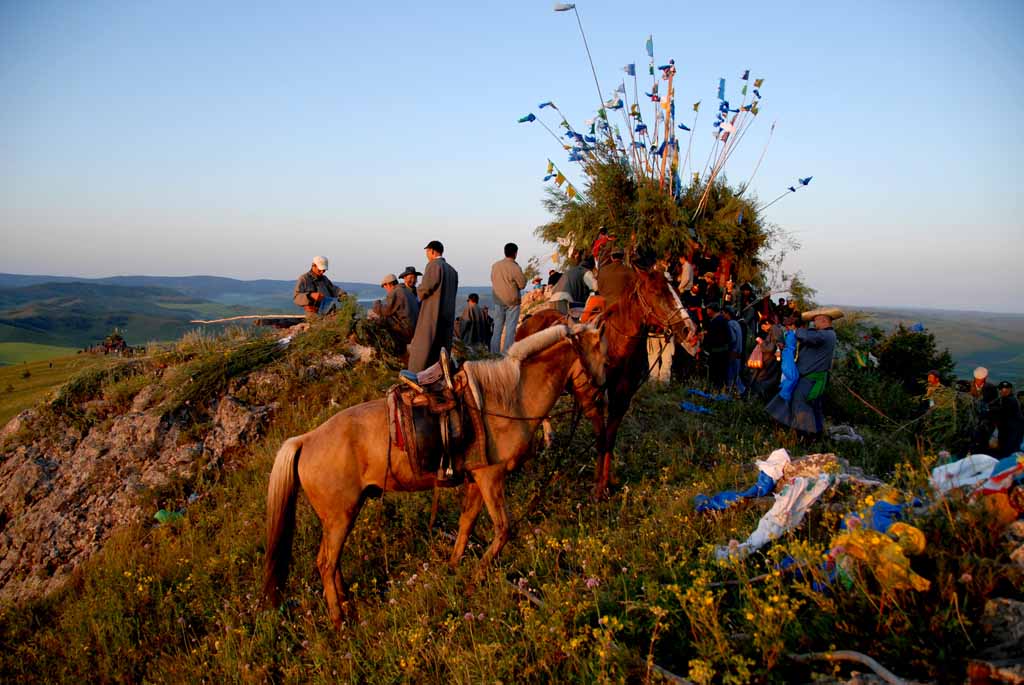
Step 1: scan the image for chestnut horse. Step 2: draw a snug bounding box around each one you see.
[263,323,606,627]
[516,268,697,498]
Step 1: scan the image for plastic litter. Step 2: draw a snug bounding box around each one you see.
[715,474,832,559]
[930,454,998,494]
[154,509,184,524]
[686,388,731,402]
[679,401,713,415]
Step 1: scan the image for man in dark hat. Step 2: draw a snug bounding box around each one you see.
[992,381,1024,457]
[408,241,459,372]
[397,266,421,327]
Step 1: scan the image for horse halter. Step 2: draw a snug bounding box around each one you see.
[631,276,691,335]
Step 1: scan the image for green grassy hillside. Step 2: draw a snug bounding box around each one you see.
[0,308,1019,684]
[0,342,80,365]
[0,353,107,425]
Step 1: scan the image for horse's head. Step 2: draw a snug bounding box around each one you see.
[568,321,607,389]
[632,269,699,355]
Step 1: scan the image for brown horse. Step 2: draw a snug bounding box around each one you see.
[263,323,606,627]
[516,267,697,498]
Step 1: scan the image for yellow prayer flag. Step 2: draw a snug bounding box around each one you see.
[754,78,763,88]
[555,172,565,186]
[693,172,700,184]
[567,184,577,199]
[546,160,554,174]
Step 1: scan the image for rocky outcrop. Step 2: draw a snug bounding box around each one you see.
[0,394,276,605]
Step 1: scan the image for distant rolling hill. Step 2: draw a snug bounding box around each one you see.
[0,281,262,352]
[848,306,1024,386]
[0,273,495,363]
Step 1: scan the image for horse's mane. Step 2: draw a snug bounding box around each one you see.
[462,325,571,416]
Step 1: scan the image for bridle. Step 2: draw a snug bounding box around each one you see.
[631,275,693,336]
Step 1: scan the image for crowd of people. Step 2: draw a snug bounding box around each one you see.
[291,239,1022,455]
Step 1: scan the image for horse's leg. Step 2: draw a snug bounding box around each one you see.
[449,481,484,567]
[596,386,631,500]
[317,499,363,629]
[473,465,510,578]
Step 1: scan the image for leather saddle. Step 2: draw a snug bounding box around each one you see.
[387,349,468,482]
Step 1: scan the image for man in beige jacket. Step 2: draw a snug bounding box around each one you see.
[489,242,526,354]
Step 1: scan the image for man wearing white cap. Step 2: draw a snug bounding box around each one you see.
[293,256,346,316]
[968,366,998,453]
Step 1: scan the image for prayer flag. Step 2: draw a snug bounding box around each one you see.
[754,78,764,88]
[635,123,648,134]
[649,62,654,76]
[553,3,576,11]
[615,81,626,94]
[584,135,597,143]
[567,184,577,199]
[751,102,759,115]
[718,78,725,100]
[693,100,701,112]
[788,186,796,192]
[693,172,700,184]
[741,85,747,96]
[538,101,554,109]
[546,159,554,174]
[799,176,813,185]
[543,174,555,182]
[555,172,566,186]
[624,63,636,76]
[753,89,761,98]
[632,142,645,149]
[645,35,654,57]
[678,123,690,131]
[741,69,749,80]
[518,113,536,123]
[737,209,744,224]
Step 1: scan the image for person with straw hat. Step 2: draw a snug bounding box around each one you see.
[765,306,843,435]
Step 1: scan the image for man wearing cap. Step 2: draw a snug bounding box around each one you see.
[765,307,842,435]
[967,366,999,453]
[293,256,346,316]
[992,381,1024,457]
[408,240,459,372]
[489,243,527,355]
[371,273,417,349]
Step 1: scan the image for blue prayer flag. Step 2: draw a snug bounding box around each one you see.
[678,123,690,131]
[645,35,654,57]
[623,63,635,76]
[741,69,749,80]
[538,101,554,109]
[718,78,725,100]
[799,176,813,185]
[517,113,536,123]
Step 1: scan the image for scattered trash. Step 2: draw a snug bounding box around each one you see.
[686,388,731,402]
[694,448,790,512]
[930,454,999,494]
[679,401,713,415]
[828,424,864,443]
[154,509,184,524]
[715,474,832,560]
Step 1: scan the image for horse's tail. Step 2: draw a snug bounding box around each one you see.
[263,436,302,606]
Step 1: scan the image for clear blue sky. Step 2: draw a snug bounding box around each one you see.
[2,1,1022,312]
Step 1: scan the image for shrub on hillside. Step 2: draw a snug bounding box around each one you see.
[876,324,954,394]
